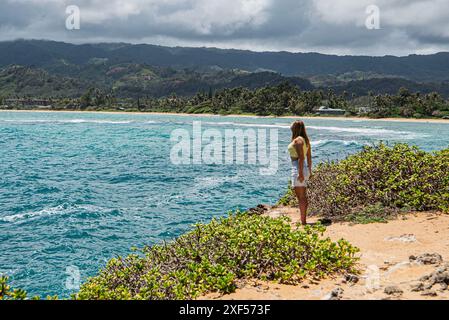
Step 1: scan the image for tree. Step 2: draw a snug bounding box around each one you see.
[80,88,94,109]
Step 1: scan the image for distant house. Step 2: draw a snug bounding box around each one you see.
[359,106,373,114]
[315,106,346,116]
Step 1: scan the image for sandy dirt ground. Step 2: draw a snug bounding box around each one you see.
[201,207,449,300]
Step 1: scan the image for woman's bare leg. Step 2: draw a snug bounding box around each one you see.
[294,187,308,225]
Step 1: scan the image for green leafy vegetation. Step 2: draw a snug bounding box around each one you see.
[0,64,313,100]
[281,144,449,221]
[345,203,391,224]
[360,87,449,118]
[5,144,449,300]
[0,65,91,98]
[76,212,359,300]
[2,40,449,119]
[3,71,449,119]
[0,276,39,300]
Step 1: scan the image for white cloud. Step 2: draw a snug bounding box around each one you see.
[1,0,449,55]
[150,0,270,35]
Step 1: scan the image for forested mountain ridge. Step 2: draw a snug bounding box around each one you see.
[0,64,314,98]
[2,63,449,100]
[2,39,449,119]
[1,40,449,82]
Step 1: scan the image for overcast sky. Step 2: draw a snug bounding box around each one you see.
[1,0,449,56]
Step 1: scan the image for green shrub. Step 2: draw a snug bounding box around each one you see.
[76,212,359,300]
[0,276,40,300]
[345,203,392,224]
[281,143,449,221]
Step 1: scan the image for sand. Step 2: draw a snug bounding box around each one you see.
[201,208,449,300]
[1,109,449,124]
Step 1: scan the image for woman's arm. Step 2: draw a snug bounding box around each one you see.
[307,145,312,174]
[294,139,305,183]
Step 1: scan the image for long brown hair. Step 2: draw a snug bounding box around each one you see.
[291,120,310,147]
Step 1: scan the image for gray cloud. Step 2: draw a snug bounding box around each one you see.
[0,0,449,55]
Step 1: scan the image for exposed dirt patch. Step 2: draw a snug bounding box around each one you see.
[200,208,449,300]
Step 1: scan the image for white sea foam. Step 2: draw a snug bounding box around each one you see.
[63,119,133,124]
[308,126,404,135]
[1,119,133,124]
[0,206,65,222]
[0,204,115,223]
[311,140,365,147]
[201,121,289,129]
[1,118,426,139]
[197,121,424,139]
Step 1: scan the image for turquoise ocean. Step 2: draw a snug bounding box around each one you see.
[1,111,448,297]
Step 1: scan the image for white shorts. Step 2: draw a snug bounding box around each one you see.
[291,160,310,188]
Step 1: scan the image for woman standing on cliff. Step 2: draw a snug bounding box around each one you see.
[288,121,313,225]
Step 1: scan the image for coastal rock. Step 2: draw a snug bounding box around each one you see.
[247,205,270,216]
[438,283,448,291]
[323,288,344,300]
[344,274,359,284]
[421,290,438,297]
[410,282,425,292]
[409,253,443,265]
[419,274,430,282]
[410,261,449,292]
[318,218,333,226]
[384,286,403,296]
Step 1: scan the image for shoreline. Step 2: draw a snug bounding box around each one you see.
[1,109,449,124]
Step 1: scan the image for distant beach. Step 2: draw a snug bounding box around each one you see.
[1,109,449,124]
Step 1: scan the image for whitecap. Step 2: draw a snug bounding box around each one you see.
[0,204,118,223]
[201,121,289,129]
[311,140,364,147]
[306,125,427,139]
[61,119,133,124]
[173,121,423,139]
[308,126,398,135]
[0,205,67,223]
[0,119,133,124]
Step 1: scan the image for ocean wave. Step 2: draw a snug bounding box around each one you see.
[307,125,417,137]
[0,204,119,223]
[311,140,365,148]
[201,121,289,129]
[183,121,422,138]
[0,119,134,124]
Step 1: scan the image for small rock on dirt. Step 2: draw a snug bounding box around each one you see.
[384,286,403,295]
[247,204,270,215]
[409,253,443,265]
[344,274,359,284]
[410,282,425,292]
[421,290,438,297]
[439,283,448,291]
[323,288,344,300]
